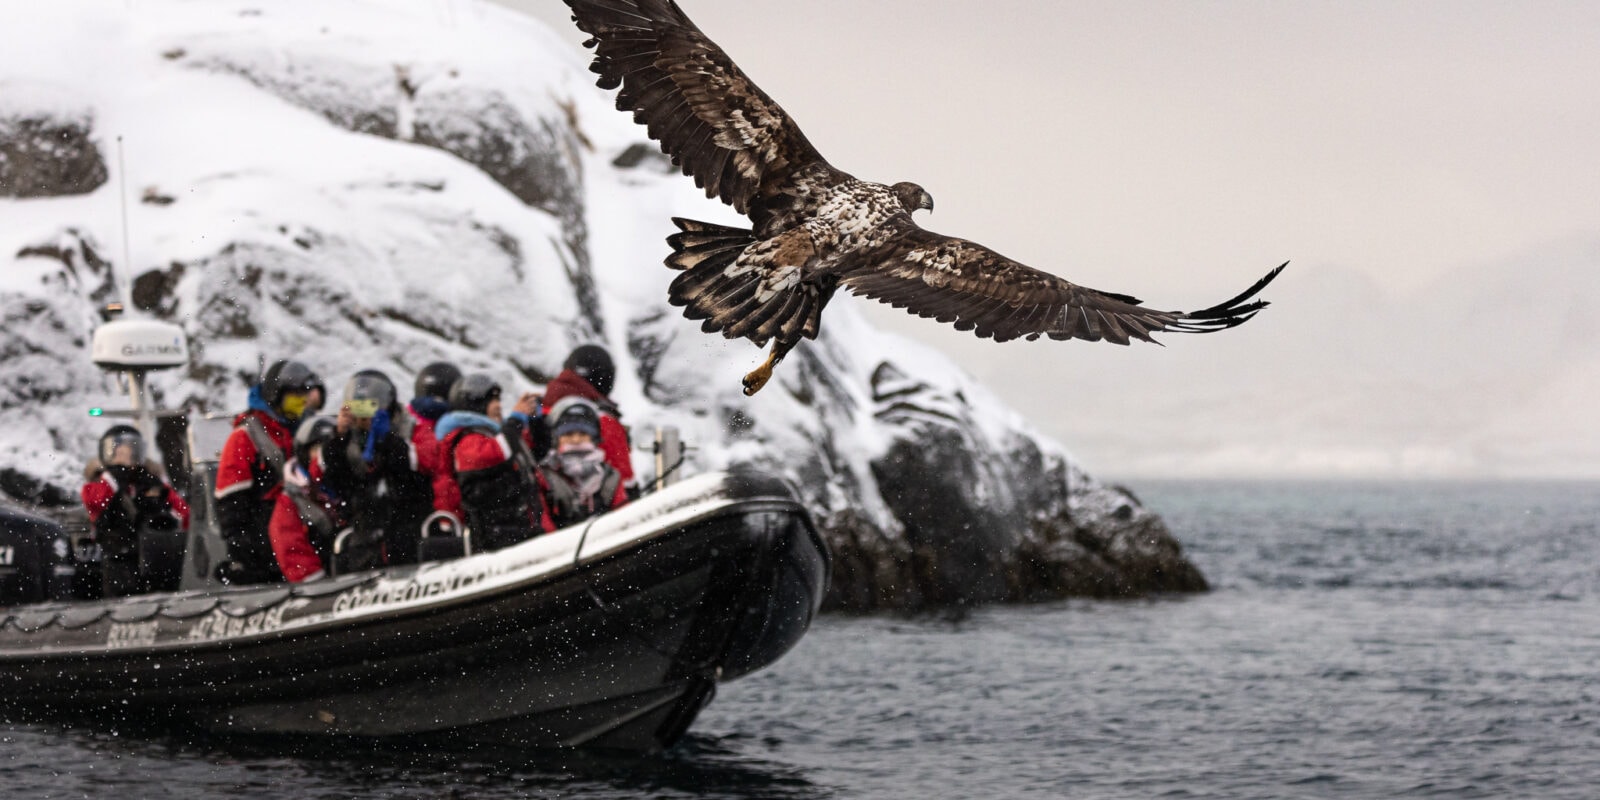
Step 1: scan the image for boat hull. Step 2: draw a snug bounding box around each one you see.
[0,471,828,752]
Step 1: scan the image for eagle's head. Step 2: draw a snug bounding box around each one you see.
[891,182,934,215]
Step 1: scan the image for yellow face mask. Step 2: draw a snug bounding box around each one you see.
[280,392,309,421]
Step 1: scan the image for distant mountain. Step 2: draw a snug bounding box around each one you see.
[0,0,1207,609]
[962,241,1600,479]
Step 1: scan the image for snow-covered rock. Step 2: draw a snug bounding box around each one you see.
[0,93,107,199]
[0,0,1204,610]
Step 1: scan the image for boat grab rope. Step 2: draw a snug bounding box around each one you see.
[638,452,689,498]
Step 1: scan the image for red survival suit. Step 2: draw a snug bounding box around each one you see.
[540,369,635,487]
[82,461,191,597]
[407,399,461,517]
[82,466,191,529]
[266,458,347,583]
[214,409,294,582]
[438,412,541,552]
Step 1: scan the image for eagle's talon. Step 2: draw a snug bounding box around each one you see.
[743,346,782,395]
[742,367,771,396]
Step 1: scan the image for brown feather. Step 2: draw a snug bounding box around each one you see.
[566,0,852,224]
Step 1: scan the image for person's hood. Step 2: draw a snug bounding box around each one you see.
[542,369,619,417]
[234,386,290,429]
[436,410,500,439]
[245,384,288,423]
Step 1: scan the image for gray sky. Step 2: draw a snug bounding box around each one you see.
[501,0,1600,480]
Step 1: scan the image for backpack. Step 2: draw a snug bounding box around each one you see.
[540,463,621,530]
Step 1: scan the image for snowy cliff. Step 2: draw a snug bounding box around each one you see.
[0,0,1204,610]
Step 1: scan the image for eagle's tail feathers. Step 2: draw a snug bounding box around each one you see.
[800,292,826,340]
[665,217,754,272]
[713,281,767,336]
[665,217,754,317]
[673,251,759,318]
[724,284,785,341]
[669,272,725,322]
[666,218,815,346]
[757,286,810,345]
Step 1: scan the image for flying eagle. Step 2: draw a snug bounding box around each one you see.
[564,0,1287,395]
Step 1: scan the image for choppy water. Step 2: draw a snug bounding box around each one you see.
[5,480,1599,798]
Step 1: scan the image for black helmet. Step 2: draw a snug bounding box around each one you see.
[261,359,324,407]
[97,425,145,466]
[564,344,615,396]
[448,373,502,415]
[293,414,338,468]
[343,369,398,419]
[413,361,462,402]
[550,397,602,442]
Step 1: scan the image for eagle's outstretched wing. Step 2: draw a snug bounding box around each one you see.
[565,0,850,225]
[838,220,1287,344]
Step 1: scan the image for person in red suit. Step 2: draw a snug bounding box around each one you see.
[405,361,462,517]
[81,425,190,597]
[265,416,350,582]
[435,374,542,552]
[213,359,324,584]
[536,398,628,533]
[540,345,636,495]
[321,369,434,566]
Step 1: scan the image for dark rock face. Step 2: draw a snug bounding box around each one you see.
[810,363,1208,612]
[871,426,1016,606]
[0,111,108,198]
[814,508,925,612]
[1010,488,1210,601]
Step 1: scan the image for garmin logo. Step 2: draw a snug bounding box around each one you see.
[122,343,184,357]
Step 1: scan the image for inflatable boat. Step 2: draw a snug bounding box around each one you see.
[0,311,829,751]
[0,469,829,752]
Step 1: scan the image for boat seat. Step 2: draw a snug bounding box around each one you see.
[137,525,186,594]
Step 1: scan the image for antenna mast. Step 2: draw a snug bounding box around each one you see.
[116,135,134,309]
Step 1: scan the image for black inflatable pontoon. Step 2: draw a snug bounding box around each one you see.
[0,470,828,752]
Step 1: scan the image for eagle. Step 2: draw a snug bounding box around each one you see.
[564,0,1287,396]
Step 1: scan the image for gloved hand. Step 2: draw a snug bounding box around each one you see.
[362,409,391,464]
[106,464,147,492]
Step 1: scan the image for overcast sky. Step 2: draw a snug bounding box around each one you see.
[499,0,1600,480]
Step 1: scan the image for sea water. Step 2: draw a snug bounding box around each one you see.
[4,480,1598,798]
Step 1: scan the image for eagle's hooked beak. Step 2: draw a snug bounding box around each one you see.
[892,181,934,214]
